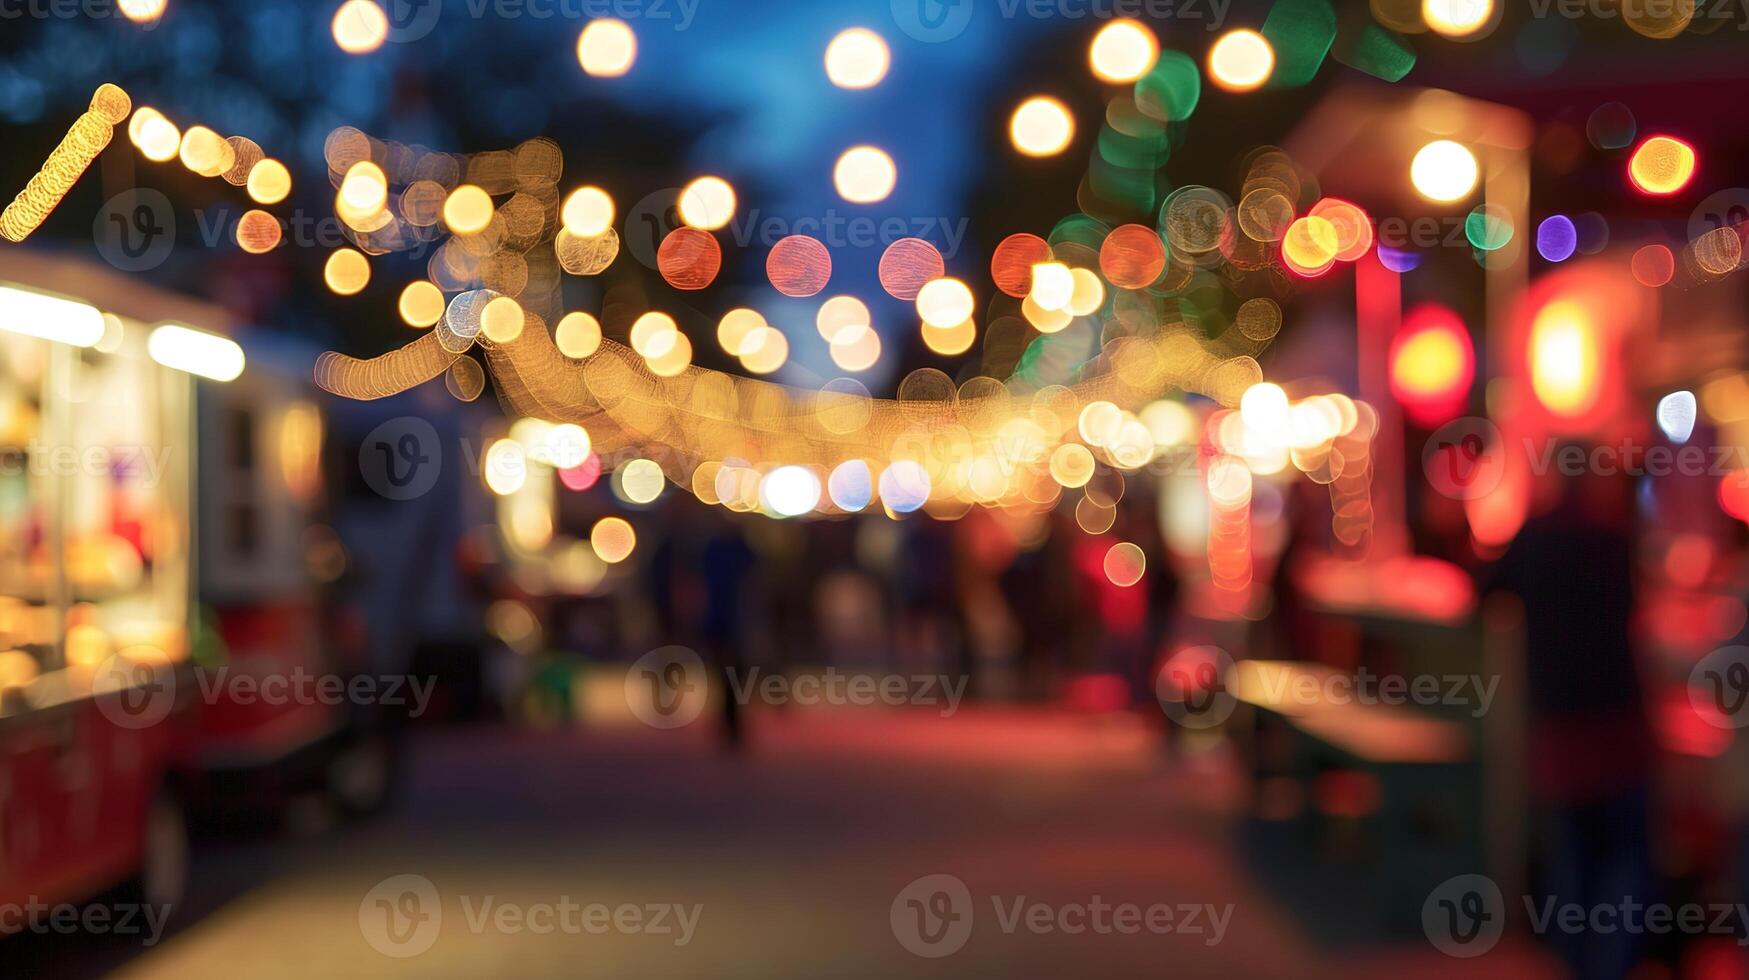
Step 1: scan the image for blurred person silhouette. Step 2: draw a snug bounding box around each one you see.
[701,511,755,751]
[652,499,752,750]
[1484,444,1653,980]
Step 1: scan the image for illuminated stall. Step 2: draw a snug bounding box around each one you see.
[0,250,235,923]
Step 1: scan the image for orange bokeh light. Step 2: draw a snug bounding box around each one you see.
[1389,304,1474,426]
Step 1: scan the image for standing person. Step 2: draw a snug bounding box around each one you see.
[1484,452,1653,980]
[701,513,755,751]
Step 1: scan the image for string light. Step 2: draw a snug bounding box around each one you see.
[1,84,129,243]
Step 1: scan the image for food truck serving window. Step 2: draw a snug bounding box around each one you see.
[0,323,192,693]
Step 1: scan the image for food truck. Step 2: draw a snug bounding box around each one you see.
[0,250,213,923]
[0,250,413,934]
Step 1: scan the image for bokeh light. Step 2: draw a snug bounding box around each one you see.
[1528,300,1600,417]
[833,147,896,204]
[561,187,615,237]
[678,176,736,230]
[1089,20,1158,83]
[1628,135,1696,196]
[1389,305,1474,426]
[1103,542,1146,587]
[555,312,603,359]
[332,0,389,54]
[1410,139,1479,203]
[235,210,281,254]
[246,158,291,204]
[915,277,974,328]
[1010,97,1075,157]
[398,281,446,328]
[824,28,890,89]
[618,459,666,505]
[128,106,181,163]
[590,517,637,563]
[1631,243,1675,287]
[324,248,371,296]
[1207,30,1274,92]
[480,296,526,344]
[578,19,637,77]
[444,184,494,235]
[767,235,832,297]
[877,238,945,300]
[1423,0,1495,38]
[1535,214,1577,262]
[761,465,823,517]
[117,0,166,23]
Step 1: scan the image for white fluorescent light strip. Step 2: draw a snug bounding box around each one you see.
[147,322,244,382]
[0,284,106,348]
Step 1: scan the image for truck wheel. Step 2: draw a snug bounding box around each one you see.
[125,788,189,917]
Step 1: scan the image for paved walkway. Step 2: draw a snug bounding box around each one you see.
[10,707,1556,978]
